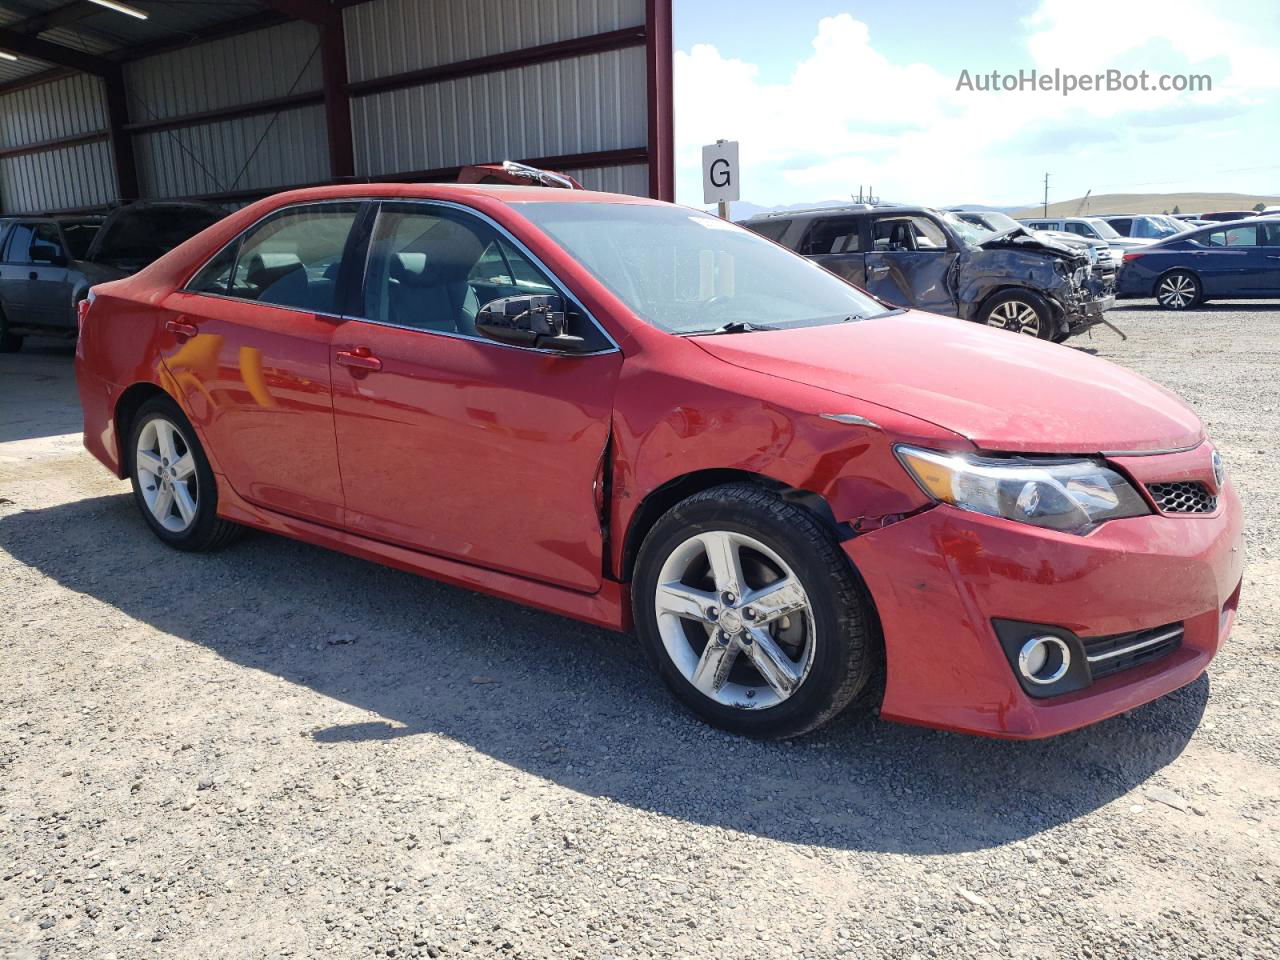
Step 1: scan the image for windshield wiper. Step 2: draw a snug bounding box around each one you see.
[864,307,907,319]
[683,320,779,336]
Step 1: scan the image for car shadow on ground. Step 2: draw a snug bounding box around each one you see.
[1,493,1208,855]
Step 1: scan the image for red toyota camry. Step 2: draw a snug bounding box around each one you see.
[75,184,1244,740]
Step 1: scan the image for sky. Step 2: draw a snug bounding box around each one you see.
[672,0,1280,210]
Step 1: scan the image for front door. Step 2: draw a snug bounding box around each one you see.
[159,202,362,526]
[330,201,622,593]
[0,222,71,328]
[862,214,959,316]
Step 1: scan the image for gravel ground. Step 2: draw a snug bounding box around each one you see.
[2,303,1278,960]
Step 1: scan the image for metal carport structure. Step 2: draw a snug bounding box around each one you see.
[0,0,673,214]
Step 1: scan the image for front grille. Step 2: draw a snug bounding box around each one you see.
[1147,481,1217,514]
[1083,623,1183,680]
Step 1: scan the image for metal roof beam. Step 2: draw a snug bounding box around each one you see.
[0,24,116,75]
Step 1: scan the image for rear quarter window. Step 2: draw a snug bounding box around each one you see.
[745,219,792,243]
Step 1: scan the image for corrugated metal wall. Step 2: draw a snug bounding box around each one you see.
[125,20,329,201]
[0,74,115,213]
[347,0,648,182]
[125,21,322,122]
[346,0,645,80]
[0,0,653,214]
[133,106,331,201]
[352,48,647,176]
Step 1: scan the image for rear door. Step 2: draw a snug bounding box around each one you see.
[329,200,622,592]
[862,213,959,315]
[1261,222,1280,294]
[1197,224,1263,295]
[160,201,362,526]
[798,215,868,288]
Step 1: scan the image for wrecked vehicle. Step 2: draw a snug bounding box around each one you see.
[741,204,1113,341]
[457,160,583,189]
[0,201,224,351]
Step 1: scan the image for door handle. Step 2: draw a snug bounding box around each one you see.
[1267,255,1280,260]
[164,319,198,338]
[868,265,890,275]
[336,347,382,372]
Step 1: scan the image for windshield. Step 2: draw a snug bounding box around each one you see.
[93,206,224,268]
[942,213,994,244]
[516,203,887,334]
[1083,218,1121,239]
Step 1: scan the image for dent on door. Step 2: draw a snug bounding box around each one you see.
[861,251,960,316]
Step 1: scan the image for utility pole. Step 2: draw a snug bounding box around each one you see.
[1042,172,1050,217]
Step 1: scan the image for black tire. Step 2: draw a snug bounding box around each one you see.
[0,312,23,352]
[1154,270,1202,310]
[632,483,879,739]
[127,395,242,552]
[977,289,1056,340]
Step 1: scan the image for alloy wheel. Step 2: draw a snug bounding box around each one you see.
[986,300,1041,336]
[653,530,816,709]
[135,417,199,533]
[1157,274,1197,308]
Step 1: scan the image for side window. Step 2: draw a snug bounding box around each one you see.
[4,223,36,264]
[799,217,862,255]
[362,203,608,350]
[32,223,65,261]
[188,241,238,296]
[748,219,791,243]
[871,216,948,252]
[229,203,359,313]
[62,222,99,260]
[1109,218,1133,235]
[1263,223,1280,246]
[1205,226,1258,247]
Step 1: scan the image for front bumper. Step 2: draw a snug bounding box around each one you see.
[846,465,1243,739]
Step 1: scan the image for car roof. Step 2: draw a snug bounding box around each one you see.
[255,182,664,209]
[742,203,931,223]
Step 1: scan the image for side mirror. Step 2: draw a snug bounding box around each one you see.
[475,295,586,352]
[30,242,67,267]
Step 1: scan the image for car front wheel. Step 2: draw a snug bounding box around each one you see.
[978,289,1056,340]
[128,396,242,551]
[633,484,879,739]
[1155,270,1202,310]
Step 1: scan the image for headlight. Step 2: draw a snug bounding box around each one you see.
[895,446,1150,534]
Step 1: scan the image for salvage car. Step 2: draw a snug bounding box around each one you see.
[1098,214,1187,240]
[950,208,1121,276]
[1018,216,1154,254]
[0,201,224,352]
[75,184,1243,740]
[1118,216,1280,308]
[743,204,1110,340]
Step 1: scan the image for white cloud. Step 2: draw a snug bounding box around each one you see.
[674,5,1276,209]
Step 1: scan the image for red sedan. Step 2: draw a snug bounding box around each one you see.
[74,184,1244,739]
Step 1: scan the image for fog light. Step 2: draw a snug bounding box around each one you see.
[1018,635,1071,685]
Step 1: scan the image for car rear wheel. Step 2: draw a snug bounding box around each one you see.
[633,483,879,739]
[1155,270,1202,310]
[128,396,242,552]
[0,312,23,352]
[979,290,1055,340]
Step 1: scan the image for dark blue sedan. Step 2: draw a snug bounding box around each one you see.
[1118,216,1280,309]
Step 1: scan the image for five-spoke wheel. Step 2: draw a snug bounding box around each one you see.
[654,530,816,709]
[128,395,242,551]
[634,483,878,739]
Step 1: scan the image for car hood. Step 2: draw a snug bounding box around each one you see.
[978,227,1081,258]
[691,311,1204,454]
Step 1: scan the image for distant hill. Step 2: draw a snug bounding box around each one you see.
[1013,192,1280,218]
